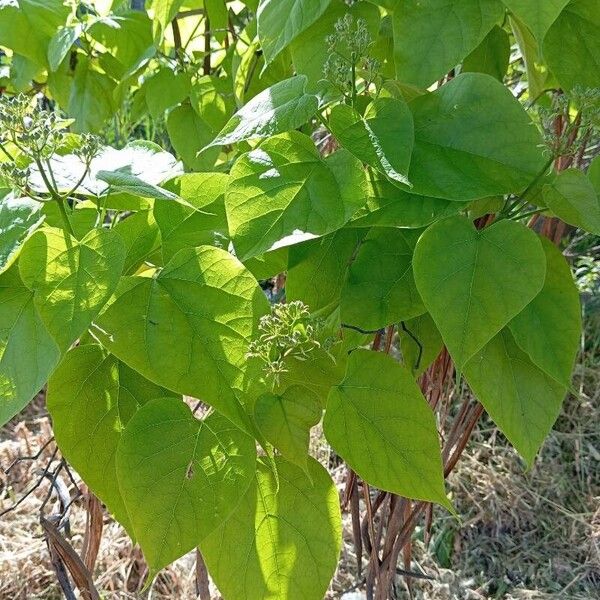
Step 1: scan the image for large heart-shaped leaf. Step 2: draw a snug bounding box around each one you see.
[47,344,173,535]
[341,228,425,330]
[0,195,44,275]
[19,227,126,351]
[413,216,546,369]
[393,0,504,88]
[0,266,60,426]
[509,238,581,387]
[408,73,546,201]
[207,75,319,148]
[226,132,365,260]
[542,169,600,235]
[95,246,269,432]
[254,385,321,472]
[117,398,257,574]
[200,456,341,600]
[329,97,414,186]
[464,328,567,465]
[324,349,450,507]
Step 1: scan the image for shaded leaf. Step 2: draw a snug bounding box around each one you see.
[544,0,600,91]
[0,266,60,426]
[408,73,547,201]
[502,0,569,43]
[464,328,567,465]
[257,0,332,65]
[341,228,425,330]
[509,237,581,387]
[0,195,44,275]
[542,169,600,235]
[393,0,504,88]
[462,25,510,81]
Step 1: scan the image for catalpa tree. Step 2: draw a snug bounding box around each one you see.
[0,0,598,598]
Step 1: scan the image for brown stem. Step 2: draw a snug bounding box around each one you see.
[195,549,211,599]
[203,15,211,75]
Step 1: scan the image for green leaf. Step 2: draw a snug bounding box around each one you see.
[393,0,504,88]
[399,313,444,378]
[30,141,182,197]
[206,75,319,148]
[95,246,269,433]
[144,67,190,119]
[166,103,220,171]
[149,0,185,42]
[0,0,70,66]
[205,0,228,43]
[226,132,366,261]
[589,156,600,197]
[88,13,153,76]
[509,237,581,387]
[68,56,117,133]
[543,0,600,91]
[509,14,557,100]
[113,210,162,274]
[96,169,182,203]
[462,25,510,81]
[0,266,60,426]
[350,170,468,228]
[408,73,546,201]
[117,398,257,574]
[413,216,546,369]
[464,328,567,465]
[0,195,44,275]
[542,169,600,235]
[48,24,81,72]
[254,385,321,472]
[341,228,425,331]
[257,0,332,65]
[277,346,348,405]
[155,173,229,263]
[201,456,341,600]
[18,227,126,351]
[47,344,172,535]
[290,0,380,91]
[502,0,569,43]
[329,97,414,186]
[287,228,364,315]
[324,349,449,506]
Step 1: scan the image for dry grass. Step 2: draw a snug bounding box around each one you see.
[1,335,598,600]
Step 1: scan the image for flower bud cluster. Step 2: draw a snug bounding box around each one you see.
[247,301,322,386]
[323,14,380,97]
